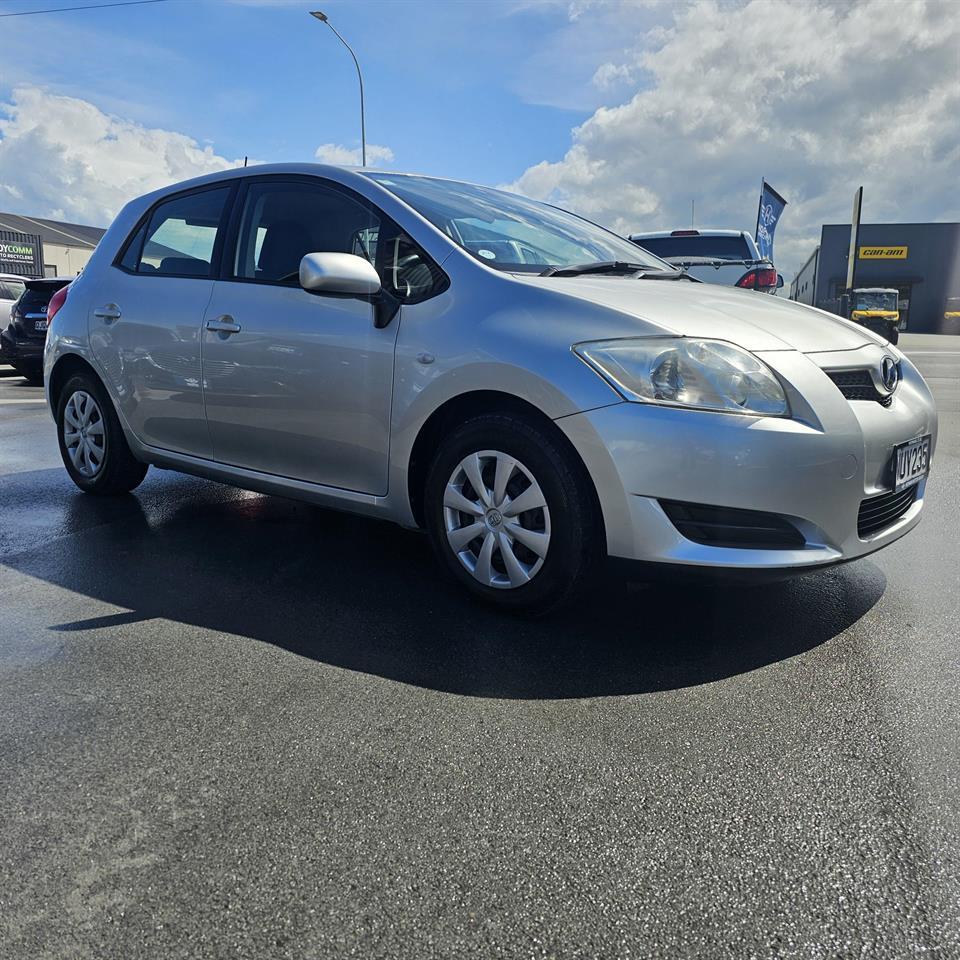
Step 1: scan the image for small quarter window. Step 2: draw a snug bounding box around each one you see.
[380,231,448,302]
[118,221,147,272]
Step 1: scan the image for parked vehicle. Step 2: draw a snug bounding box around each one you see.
[629,229,783,294]
[850,287,901,345]
[1,277,70,383]
[44,165,937,612]
[0,273,27,319]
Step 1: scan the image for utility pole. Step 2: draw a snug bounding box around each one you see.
[310,10,367,166]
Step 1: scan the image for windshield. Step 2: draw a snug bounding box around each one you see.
[854,290,898,311]
[365,173,668,274]
[632,234,755,262]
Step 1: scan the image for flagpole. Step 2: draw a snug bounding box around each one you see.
[755,178,764,243]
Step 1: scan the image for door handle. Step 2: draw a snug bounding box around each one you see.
[94,304,121,323]
[205,315,241,334]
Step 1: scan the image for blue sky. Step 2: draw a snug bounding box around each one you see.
[0,0,635,182]
[0,0,957,278]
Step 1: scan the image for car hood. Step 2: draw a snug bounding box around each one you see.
[513,274,887,354]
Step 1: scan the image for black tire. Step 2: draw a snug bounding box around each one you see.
[11,361,42,385]
[424,412,602,615]
[888,326,900,345]
[56,372,148,495]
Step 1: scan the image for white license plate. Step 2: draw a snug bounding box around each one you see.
[34,320,48,332]
[892,435,931,492]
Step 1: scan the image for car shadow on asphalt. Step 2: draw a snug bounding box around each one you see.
[1,468,887,699]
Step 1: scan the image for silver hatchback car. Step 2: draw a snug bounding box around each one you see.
[45,164,938,613]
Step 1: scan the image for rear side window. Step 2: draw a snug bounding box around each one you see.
[120,187,231,277]
[633,235,753,261]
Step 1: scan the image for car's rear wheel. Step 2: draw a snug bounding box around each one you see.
[57,373,148,495]
[424,413,601,615]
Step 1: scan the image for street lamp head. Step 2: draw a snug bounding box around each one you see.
[309,11,328,21]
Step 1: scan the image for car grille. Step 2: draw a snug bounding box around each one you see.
[858,485,919,538]
[659,500,805,550]
[825,369,892,407]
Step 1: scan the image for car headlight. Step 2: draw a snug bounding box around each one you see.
[574,337,789,417]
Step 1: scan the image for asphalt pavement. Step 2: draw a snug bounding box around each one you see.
[1,337,958,959]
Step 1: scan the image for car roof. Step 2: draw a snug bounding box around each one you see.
[134,163,440,196]
[23,277,73,288]
[854,287,898,294]
[629,229,749,239]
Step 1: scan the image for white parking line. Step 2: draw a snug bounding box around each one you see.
[0,398,47,404]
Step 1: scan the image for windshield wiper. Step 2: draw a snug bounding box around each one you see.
[539,261,692,279]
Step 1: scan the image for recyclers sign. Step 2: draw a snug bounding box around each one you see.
[0,230,43,276]
[0,240,36,262]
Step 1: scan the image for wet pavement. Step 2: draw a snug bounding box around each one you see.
[1,340,958,959]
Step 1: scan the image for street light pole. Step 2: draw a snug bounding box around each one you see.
[310,10,366,167]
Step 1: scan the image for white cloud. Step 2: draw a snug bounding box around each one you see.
[591,62,635,89]
[0,86,242,226]
[507,0,960,278]
[314,143,395,167]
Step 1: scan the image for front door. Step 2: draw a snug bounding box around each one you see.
[200,178,398,495]
[89,185,233,458]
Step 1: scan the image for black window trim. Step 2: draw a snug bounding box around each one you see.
[216,172,450,305]
[112,180,239,280]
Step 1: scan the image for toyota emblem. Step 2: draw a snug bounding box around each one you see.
[880,356,900,394]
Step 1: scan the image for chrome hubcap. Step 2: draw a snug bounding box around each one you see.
[444,450,551,590]
[63,390,106,478]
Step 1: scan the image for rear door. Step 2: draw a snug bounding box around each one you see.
[89,184,234,457]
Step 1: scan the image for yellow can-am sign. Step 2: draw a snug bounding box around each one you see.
[859,246,908,259]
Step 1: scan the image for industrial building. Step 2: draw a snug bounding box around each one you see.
[0,212,106,278]
[790,222,960,334]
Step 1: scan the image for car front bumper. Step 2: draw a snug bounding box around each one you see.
[557,346,938,570]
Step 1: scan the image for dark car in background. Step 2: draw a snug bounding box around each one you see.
[0,277,71,384]
[629,229,783,294]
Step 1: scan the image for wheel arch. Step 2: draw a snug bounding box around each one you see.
[405,390,604,541]
[49,353,104,415]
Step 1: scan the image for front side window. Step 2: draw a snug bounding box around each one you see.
[123,187,231,277]
[365,173,668,274]
[234,181,380,283]
[233,179,446,301]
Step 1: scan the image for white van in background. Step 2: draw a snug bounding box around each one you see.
[629,229,783,294]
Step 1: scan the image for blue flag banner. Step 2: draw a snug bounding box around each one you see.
[755,181,787,262]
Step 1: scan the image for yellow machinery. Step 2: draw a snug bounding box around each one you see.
[944,297,960,333]
[851,287,900,343]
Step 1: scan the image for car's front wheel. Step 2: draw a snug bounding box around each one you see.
[56,373,148,495]
[424,413,601,615]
